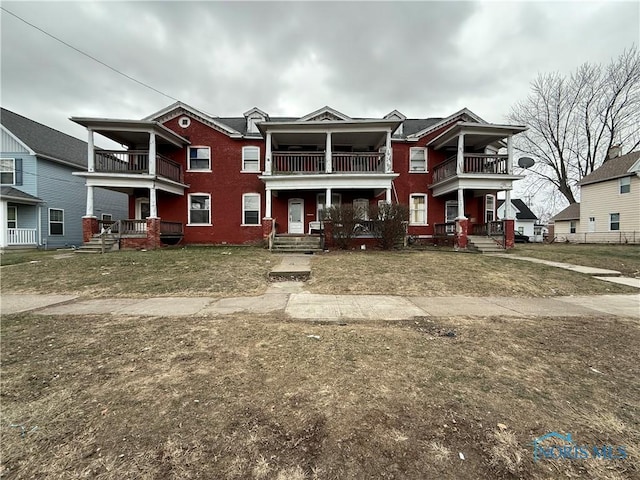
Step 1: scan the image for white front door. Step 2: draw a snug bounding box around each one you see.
[288,198,304,234]
[588,216,596,232]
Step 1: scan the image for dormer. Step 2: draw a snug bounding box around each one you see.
[384,110,406,136]
[299,106,351,122]
[243,107,269,134]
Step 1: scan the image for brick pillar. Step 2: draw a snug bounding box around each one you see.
[455,218,469,249]
[504,219,515,249]
[262,217,274,239]
[323,220,334,250]
[82,216,99,243]
[146,217,161,249]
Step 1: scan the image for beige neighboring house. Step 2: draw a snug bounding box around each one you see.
[550,150,640,243]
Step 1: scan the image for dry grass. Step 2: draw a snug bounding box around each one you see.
[307,250,637,296]
[514,243,640,277]
[0,246,273,298]
[2,312,638,479]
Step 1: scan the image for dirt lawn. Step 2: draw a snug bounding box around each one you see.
[2,312,638,479]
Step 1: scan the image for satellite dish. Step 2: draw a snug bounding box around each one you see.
[518,157,535,169]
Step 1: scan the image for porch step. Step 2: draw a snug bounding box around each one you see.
[271,235,323,253]
[75,234,119,254]
[467,235,505,254]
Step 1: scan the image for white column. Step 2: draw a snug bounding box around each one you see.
[264,131,272,175]
[456,133,465,175]
[507,135,513,174]
[325,187,332,210]
[505,190,512,219]
[385,187,392,203]
[265,188,272,217]
[148,132,156,176]
[0,200,7,248]
[149,186,158,218]
[325,131,332,173]
[385,129,392,173]
[87,128,95,172]
[457,188,466,219]
[85,185,95,217]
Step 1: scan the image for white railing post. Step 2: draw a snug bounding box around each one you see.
[325,131,332,173]
[86,185,94,217]
[87,128,95,172]
[265,187,272,218]
[457,188,466,219]
[385,129,392,173]
[149,186,158,218]
[507,135,514,174]
[457,133,465,175]
[265,131,272,175]
[148,132,156,176]
[325,187,332,211]
[505,190,512,219]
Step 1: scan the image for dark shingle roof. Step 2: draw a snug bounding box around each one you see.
[579,151,640,186]
[0,186,42,203]
[1,108,87,168]
[497,199,538,220]
[550,203,581,222]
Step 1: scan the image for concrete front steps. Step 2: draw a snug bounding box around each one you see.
[467,235,505,254]
[75,234,119,254]
[271,235,322,253]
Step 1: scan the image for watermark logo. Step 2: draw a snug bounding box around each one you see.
[532,432,627,462]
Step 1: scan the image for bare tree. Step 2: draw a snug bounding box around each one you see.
[509,47,640,205]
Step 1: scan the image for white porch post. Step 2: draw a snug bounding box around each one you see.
[507,135,514,174]
[148,132,156,176]
[0,200,7,248]
[385,187,392,203]
[85,185,95,217]
[264,131,272,175]
[504,190,512,219]
[149,186,158,218]
[87,128,95,172]
[325,187,332,210]
[265,188,272,217]
[325,131,332,173]
[456,133,465,175]
[385,129,392,173]
[457,188,466,219]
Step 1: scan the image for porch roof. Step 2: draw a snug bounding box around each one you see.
[0,186,43,204]
[70,118,190,148]
[428,122,527,150]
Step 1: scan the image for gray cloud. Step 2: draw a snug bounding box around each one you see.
[1,0,638,142]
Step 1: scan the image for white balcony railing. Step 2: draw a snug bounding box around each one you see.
[7,228,37,245]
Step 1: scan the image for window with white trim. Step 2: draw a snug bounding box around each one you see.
[485,195,495,223]
[0,158,15,185]
[353,198,369,220]
[188,194,211,225]
[570,221,577,234]
[242,146,260,172]
[7,206,17,229]
[49,208,64,235]
[101,213,112,221]
[619,177,630,194]
[409,194,427,225]
[242,193,261,225]
[610,213,620,231]
[409,148,427,172]
[178,116,191,128]
[188,147,211,171]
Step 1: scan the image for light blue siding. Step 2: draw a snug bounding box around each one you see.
[36,159,127,248]
[0,153,38,197]
[1,127,30,154]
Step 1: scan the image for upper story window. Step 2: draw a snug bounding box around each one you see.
[188,147,211,171]
[1,158,15,185]
[178,116,191,128]
[188,194,211,225]
[409,194,427,225]
[242,146,260,172]
[409,148,427,172]
[619,177,631,194]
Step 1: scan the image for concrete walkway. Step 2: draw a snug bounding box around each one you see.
[2,290,638,320]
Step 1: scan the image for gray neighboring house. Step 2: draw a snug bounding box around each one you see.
[1,108,128,249]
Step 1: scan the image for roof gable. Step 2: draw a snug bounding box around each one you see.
[579,150,640,186]
[497,199,538,220]
[299,106,351,122]
[144,101,242,137]
[383,110,406,121]
[550,203,581,222]
[407,107,487,139]
[1,108,87,168]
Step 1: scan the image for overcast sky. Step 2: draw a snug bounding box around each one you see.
[2,0,638,139]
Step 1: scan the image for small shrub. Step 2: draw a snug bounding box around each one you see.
[368,203,409,250]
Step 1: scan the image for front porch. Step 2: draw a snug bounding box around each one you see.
[79,217,185,252]
[0,187,42,249]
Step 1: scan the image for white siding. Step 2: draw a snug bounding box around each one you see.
[581,176,640,234]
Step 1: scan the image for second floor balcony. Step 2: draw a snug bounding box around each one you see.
[271,151,386,174]
[94,149,184,184]
[432,154,509,183]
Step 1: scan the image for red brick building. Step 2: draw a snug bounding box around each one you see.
[72,103,525,250]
